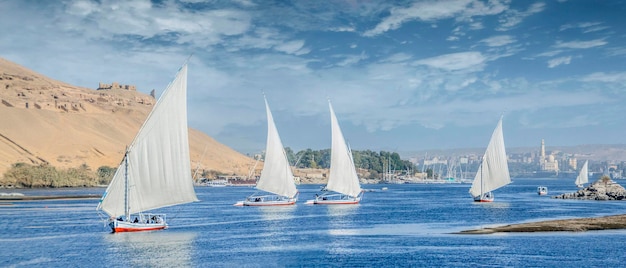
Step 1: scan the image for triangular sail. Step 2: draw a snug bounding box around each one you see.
[254,97,298,198]
[469,117,510,197]
[98,65,198,217]
[326,101,362,197]
[575,160,589,186]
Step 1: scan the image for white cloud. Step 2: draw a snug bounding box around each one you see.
[554,39,607,49]
[382,53,412,63]
[59,0,252,47]
[560,22,608,33]
[497,2,545,31]
[581,72,626,83]
[547,56,572,68]
[334,52,369,67]
[274,40,310,55]
[480,35,515,47]
[364,0,508,37]
[536,50,564,57]
[413,52,486,71]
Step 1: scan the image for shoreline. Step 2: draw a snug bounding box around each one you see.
[0,194,101,201]
[456,214,626,234]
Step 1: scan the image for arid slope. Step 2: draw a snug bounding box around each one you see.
[0,57,254,178]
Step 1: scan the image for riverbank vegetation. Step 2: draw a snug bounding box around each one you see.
[1,163,115,188]
[286,148,417,175]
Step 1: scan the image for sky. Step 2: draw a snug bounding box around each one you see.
[1,0,626,156]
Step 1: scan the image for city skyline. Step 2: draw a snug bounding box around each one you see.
[1,1,626,155]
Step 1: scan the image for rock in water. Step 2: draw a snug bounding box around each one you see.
[553,176,626,200]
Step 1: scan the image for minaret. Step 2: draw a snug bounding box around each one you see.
[539,139,546,170]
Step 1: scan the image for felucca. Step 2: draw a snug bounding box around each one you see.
[234,96,298,206]
[469,117,511,202]
[306,100,363,205]
[97,63,199,232]
[575,160,589,188]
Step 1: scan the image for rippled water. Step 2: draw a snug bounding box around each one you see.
[2,178,626,267]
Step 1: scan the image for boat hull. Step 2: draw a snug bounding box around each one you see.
[473,192,494,202]
[109,220,167,233]
[238,200,296,206]
[305,199,360,205]
[234,193,298,206]
[305,191,363,205]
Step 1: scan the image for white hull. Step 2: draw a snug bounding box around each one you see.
[537,186,548,195]
[234,193,298,206]
[305,191,363,205]
[109,215,167,232]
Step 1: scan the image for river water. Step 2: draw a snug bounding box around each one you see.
[2,178,626,267]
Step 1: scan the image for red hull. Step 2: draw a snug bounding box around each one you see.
[113,226,167,233]
[312,200,360,205]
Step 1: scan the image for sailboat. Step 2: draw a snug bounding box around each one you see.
[97,63,199,232]
[234,96,298,206]
[575,160,589,188]
[469,116,511,202]
[306,100,363,205]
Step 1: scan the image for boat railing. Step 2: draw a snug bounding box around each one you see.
[121,213,166,224]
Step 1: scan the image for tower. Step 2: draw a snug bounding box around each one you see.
[540,139,546,163]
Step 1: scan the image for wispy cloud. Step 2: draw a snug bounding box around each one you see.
[497,2,545,31]
[413,52,486,71]
[559,22,609,33]
[364,0,508,37]
[581,72,626,83]
[480,35,515,47]
[536,50,564,57]
[554,39,608,49]
[547,56,572,68]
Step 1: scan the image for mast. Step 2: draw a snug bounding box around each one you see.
[124,152,129,221]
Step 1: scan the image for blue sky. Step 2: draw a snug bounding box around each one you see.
[1,0,626,155]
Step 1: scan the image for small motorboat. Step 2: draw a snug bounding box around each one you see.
[537,186,548,195]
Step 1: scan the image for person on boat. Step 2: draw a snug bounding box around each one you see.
[133,217,139,223]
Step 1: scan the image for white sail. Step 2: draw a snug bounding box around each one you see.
[254,97,298,198]
[469,117,510,198]
[326,101,362,197]
[575,160,589,186]
[98,64,198,217]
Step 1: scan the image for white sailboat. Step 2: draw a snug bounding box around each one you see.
[469,117,511,202]
[97,64,199,232]
[575,160,589,188]
[306,100,363,205]
[234,96,298,206]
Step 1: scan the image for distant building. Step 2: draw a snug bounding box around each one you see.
[97,82,136,91]
[423,156,447,166]
[539,139,559,172]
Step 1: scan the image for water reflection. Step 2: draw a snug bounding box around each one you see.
[326,205,361,256]
[104,231,196,267]
[258,206,295,221]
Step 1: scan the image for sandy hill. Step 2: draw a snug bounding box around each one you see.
[0,57,256,178]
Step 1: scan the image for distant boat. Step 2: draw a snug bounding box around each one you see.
[469,117,511,202]
[234,96,298,206]
[537,186,548,195]
[97,63,199,232]
[205,179,229,187]
[306,100,363,205]
[575,160,589,188]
